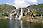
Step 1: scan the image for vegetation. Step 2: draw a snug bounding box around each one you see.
[0,19,8,28]
[32,10,43,15]
[0,4,43,28]
[0,4,16,18]
[0,4,16,28]
[0,4,16,13]
[32,4,43,8]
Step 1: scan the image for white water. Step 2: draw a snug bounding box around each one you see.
[9,10,16,28]
[9,8,23,28]
[9,14,14,28]
[14,8,23,28]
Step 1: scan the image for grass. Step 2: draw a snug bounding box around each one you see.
[0,19,8,28]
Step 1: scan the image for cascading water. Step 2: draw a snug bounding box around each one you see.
[14,8,23,28]
[14,9,21,28]
[19,8,23,28]
[9,8,23,28]
[9,14,14,28]
[9,10,16,28]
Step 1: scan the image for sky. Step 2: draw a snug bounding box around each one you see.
[0,0,15,4]
[0,0,43,8]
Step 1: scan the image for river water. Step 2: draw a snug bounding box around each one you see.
[0,19,43,28]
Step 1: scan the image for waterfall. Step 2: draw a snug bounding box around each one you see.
[19,8,23,20]
[9,14,14,28]
[19,8,23,28]
[9,8,23,28]
[9,14,12,20]
[9,10,16,28]
[14,8,23,28]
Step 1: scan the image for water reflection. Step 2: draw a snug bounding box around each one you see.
[8,19,42,28]
[9,19,14,28]
[0,19,43,28]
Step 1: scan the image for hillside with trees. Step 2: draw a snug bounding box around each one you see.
[0,4,16,19]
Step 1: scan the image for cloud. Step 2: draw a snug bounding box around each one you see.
[14,0,38,8]
[6,0,43,8]
[38,0,43,4]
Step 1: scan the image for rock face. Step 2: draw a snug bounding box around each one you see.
[8,4,43,24]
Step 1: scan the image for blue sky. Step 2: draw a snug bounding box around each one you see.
[0,0,15,4]
[0,0,43,8]
[38,0,43,4]
[0,0,43,4]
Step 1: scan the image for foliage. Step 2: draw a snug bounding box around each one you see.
[0,19,8,28]
[2,13,8,16]
[0,4,16,13]
[32,4,43,8]
[32,10,43,15]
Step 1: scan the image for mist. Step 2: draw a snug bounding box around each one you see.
[14,0,38,9]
